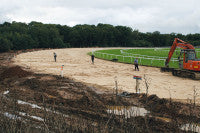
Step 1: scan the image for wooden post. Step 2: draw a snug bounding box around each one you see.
[136,78,139,93]
[133,76,142,93]
[114,76,118,103]
[115,80,118,97]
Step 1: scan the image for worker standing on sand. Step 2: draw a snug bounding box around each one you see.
[53,52,57,62]
[134,57,139,71]
[91,54,94,64]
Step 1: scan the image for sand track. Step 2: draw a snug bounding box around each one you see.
[14,48,200,103]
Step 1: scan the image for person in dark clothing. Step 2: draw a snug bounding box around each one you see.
[91,54,94,64]
[134,58,139,71]
[54,52,57,62]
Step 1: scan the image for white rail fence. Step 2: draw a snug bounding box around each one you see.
[94,50,179,67]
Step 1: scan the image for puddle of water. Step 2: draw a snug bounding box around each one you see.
[107,106,149,118]
[181,123,200,133]
[1,99,69,122]
[3,111,43,121]
[17,100,42,109]
[3,90,9,95]
[18,112,44,121]
[3,112,21,120]
[17,100,69,117]
[2,110,65,122]
[30,115,44,121]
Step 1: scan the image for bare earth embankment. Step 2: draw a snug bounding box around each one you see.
[14,48,200,104]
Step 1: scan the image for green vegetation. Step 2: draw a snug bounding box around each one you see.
[93,48,200,68]
[1,21,200,52]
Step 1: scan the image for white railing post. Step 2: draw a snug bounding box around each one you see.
[61,65,64,77]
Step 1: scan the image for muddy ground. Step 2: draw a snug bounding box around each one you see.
[0,51,200,132]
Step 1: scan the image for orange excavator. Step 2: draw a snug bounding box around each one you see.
[161,38,200,79]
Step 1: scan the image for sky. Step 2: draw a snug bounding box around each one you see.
[0,0,200,34]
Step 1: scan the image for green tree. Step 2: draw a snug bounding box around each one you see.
[0,36,12,52]
[115,26,132,47]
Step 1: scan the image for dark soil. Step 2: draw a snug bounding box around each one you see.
[0,66,32,79]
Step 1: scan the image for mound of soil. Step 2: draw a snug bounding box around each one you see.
[0,66,32,79]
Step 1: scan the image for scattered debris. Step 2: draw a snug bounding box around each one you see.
[118,91,131,97]
[107,106,148,118]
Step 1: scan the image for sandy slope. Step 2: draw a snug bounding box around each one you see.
[13,48,200,103]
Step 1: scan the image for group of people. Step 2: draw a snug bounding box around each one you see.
[90,54,139,71]
[53,52,139,71]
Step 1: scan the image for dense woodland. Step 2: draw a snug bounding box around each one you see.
[0,21,200,52]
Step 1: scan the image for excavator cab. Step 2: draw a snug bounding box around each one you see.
[183,49,196,63]
[177,49,195,69]
[182,49,200,71]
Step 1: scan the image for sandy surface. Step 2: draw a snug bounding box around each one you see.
[13,48,200,103]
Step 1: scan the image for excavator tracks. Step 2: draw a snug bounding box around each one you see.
[161,67,200,80]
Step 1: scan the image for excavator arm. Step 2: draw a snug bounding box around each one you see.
[165,38,195,67]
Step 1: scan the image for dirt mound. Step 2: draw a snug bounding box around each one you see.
[0,66,32,79]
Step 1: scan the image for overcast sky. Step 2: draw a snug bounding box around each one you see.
[0,0,200,34]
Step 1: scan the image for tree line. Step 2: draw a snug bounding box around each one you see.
[0,21,200,52]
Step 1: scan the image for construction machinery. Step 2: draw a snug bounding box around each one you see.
[161,38,200,79]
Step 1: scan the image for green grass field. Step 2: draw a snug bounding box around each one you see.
[91,48,200,68]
